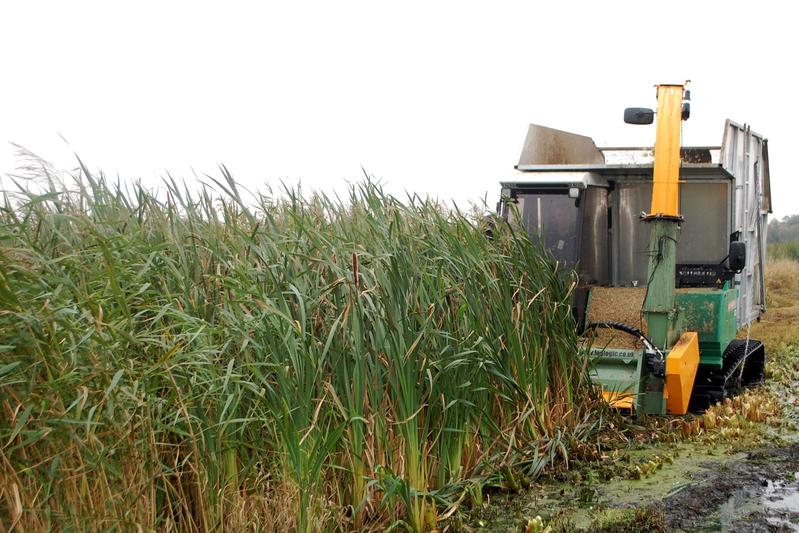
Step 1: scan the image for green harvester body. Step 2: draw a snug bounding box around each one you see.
[498,86,770,415]
[586,285,740,414]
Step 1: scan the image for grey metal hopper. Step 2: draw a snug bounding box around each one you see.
[516,124,605,167]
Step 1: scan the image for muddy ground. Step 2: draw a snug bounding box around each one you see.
[665,443,799,532]
[483,435,799,532]
[479,366,799,532]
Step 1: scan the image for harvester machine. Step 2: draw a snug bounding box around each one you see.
[498,83,771,414]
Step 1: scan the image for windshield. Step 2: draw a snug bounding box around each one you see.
[511,193,581,266]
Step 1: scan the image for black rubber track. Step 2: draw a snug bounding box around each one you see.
[688,339,765,412]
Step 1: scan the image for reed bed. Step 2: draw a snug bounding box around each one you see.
[0,168,597,531]
[767,241,799,262]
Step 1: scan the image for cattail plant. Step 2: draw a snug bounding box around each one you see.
[0,166,597,531]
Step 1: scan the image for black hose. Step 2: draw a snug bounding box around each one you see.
[586,320,648,341]
[585,321,665,377]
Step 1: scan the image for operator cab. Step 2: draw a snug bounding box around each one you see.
[499,172,608,284]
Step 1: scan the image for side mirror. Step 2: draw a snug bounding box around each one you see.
[728,241,746,272]
[624,107,655,125]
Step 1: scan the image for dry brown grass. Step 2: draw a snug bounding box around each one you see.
[0,438,307,533]
[747,260,799,351]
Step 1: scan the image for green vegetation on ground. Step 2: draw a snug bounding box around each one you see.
[0,169,601,531]
[766,214,799,261]
[768,241,799,262]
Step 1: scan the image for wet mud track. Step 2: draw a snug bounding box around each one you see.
[485,440,799,531]
[664,443,799,532]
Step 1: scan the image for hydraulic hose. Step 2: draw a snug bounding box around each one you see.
[585,321,666,377]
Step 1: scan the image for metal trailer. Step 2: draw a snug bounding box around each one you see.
[502,120,771,327]
[498,111,772,414]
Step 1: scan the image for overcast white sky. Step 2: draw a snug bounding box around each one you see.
[1,1,796,217]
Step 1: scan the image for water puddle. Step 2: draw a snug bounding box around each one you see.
[762,478,799,531]
[711,476,799,532]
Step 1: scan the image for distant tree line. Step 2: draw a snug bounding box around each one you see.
[768,215,799,243]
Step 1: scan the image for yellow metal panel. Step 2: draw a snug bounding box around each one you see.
[649,84,684,218]
[665,331,700,414]
[601,391,635,411]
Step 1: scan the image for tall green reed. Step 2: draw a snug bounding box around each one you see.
[0,167,595,531]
